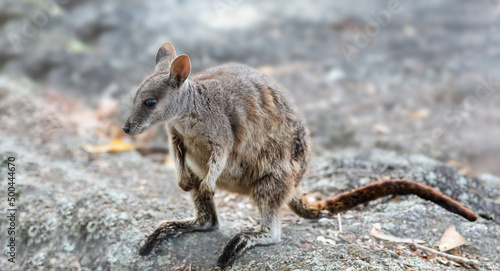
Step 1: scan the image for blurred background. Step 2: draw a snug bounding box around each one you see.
[1,0,499,175]
[1,1,500,270]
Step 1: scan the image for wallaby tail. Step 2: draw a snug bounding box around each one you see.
[288,179,477,221]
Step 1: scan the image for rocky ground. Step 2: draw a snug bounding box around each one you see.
[0,0,499,270]
[0,77,499,271]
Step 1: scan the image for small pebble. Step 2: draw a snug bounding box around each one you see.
[318,218,330,226]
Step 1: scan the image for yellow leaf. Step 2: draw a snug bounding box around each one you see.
[82,138,136,153]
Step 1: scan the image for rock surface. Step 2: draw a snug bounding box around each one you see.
[0,84,499,270]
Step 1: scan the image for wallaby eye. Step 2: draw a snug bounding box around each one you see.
[144,99,157,107]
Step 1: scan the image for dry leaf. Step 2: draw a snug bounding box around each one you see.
[82,138,136,153]
[316,236,336,245]
[439,225,467,252]
[338,232,356,243]
[369,223,425,244]
[409,108,430,119]
[371,124,391,135]
[426,252,437,260]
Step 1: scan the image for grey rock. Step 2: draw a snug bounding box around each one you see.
[0,88,498,270]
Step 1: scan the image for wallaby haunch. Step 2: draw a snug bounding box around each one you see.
[123,42,477,270]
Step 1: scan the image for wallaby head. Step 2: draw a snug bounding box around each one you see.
[123,42,191,135]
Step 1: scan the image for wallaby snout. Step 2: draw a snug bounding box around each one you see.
[122,123,131,134]
[122,117,141,136]
[122,116,132,135]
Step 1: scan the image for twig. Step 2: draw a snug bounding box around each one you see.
[337,235,353,244]
[412,242,481,269]
[247,216,257,225]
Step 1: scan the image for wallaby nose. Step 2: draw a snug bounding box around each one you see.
[123,125,130,134]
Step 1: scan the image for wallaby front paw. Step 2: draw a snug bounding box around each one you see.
[178,179,194,191]
[199,182,215,200]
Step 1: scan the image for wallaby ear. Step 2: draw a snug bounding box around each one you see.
[169,55,191,86]
[155,42,177,72]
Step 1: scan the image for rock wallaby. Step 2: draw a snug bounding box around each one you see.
[123,42,477,269]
